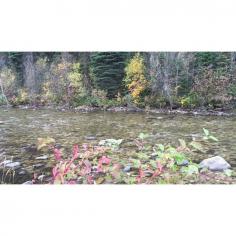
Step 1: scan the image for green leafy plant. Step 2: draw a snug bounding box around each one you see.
[99,139,123,150]
[203,128,219,142]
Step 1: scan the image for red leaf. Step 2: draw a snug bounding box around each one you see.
[72,144,79,160]
[99,156,111,165]
[137,167,145,183]
[157,161,163,173]
[54,148,62,161]
[52,166,59,179]
[87,175,93,184]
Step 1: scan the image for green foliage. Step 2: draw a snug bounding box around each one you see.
[195,52,231,71]
[202,128,219,142]
[99,138,123,150]
[90,52,127,97]
[10,89,30,106]
[228,84,236,99]
[1,52,236,110]
[180,93,201,108]
[138,133,149,140]
[181,164,199,175]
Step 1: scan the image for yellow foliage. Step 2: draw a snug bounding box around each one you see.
[37,137,55,151]
[125,54,148,103]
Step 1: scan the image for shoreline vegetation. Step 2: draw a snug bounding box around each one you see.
[1,52,236,114]
[1,125,235,184]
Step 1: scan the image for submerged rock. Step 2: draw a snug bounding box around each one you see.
[177,159,189,166]
[22,180,34,185]
[33,163,44,169]
[6,161,21,168]
[0,160,21,169]
[35,155,48,160]
[199,156,231,171]
[0,160,12,166]
[123,165,132,172]
[85,136,97,140]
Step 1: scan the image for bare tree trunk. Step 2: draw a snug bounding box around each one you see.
[80,52,92,94]
[23,52,36,94]
[61,52,73,105]
[0,54,9,106]
[149,52,173,108]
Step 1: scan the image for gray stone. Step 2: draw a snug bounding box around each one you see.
[0,160,12,166]
[35,155,48,160]
[199,156,231,171]
[123,165,131,172]
[177,159,189,166]
[85,136,97,140]
[38,175,45,181]
[4,161,21,168]
[22,181,34,185]
[19,170,27,175]
[33,163,44,169]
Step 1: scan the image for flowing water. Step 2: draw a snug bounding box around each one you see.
[1,108,236,183]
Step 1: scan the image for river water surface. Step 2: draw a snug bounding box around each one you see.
[1,108,236,183]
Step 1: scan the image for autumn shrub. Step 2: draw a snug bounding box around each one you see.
[143,95,171,108]
[191,68,231,107]
[180,93,202,109]
[10,89,30,106]
[124,53,149,105]
[39,59,86,106]
[0,67,17,104]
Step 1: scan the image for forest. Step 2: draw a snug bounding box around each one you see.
[1,52,236,111]
[1,52,236,185]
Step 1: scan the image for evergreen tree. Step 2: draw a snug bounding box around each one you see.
[90,52,127,97]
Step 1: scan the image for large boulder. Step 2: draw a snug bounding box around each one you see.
[199,156,231,171]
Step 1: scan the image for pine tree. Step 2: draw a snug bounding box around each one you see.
[90,52,127,97]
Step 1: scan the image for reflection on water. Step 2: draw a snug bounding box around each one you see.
[1,108,236,182]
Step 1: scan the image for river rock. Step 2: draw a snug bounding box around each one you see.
[0,121,4,124]
[123,165,132,172]
[35,155,48,160]
[33,163,44,169]
[38,175,45,181]
[22,180,34,185]
[0,160,12,166]
[199,156,231,171]
[5,161,21,169]
[85,136,97,140]
[177,159,189,166]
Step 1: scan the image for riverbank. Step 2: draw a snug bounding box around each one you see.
[1,104,236,117]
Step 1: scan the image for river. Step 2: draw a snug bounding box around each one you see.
[1,108,236,183]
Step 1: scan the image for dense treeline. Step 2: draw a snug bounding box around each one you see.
[1,52,236,109]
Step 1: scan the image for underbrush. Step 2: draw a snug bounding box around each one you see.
[30,129,235,184]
